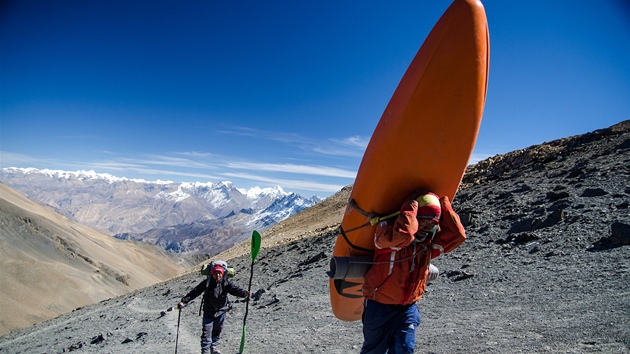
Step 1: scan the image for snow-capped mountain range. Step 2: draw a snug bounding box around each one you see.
[0,167,323,257]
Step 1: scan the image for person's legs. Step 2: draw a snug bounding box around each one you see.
[361,299,395,354]
[210,313,226,353]
[200,313,215,354]
[389,304,421,354]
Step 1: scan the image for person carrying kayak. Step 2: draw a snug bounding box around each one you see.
[361,191,466,353]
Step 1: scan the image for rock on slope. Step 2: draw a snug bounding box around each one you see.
[0,120,628,353]
[0,184,184,336]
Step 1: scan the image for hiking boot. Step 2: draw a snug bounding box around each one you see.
[210,348,221,354]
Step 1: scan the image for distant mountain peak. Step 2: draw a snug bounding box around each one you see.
[239,185,288,199]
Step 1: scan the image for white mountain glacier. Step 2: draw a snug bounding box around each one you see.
[0,167,323,257]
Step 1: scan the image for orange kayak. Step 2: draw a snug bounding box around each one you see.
[329,0,490,321]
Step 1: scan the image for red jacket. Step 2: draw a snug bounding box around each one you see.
[362,196,466,304]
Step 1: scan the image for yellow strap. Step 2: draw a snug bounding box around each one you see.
[369,211,401,226]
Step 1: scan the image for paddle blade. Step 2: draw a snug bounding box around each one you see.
[239,324,246,353]
[251,230,261,261]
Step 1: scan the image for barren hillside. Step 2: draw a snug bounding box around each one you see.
[0,184,184,336]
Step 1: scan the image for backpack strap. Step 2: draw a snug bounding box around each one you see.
[339,226,374,254]
[337,199,396,254]
[199,275,211,316]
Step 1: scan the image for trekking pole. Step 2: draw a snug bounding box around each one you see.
[239,230,262,354]
[175,307,181,354]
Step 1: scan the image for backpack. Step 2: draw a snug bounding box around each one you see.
[200,260,235,278]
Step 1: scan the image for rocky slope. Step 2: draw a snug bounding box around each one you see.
[0,120,628,353]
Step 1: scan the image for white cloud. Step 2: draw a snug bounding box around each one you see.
[311,145,363,157]
[87,160,221,181]
[0,151,43,166]
[334,135,369,149]
[178,151,213,158]
[222,172,345,193]
[218,126,303,144]
[218,125,368,157]
[225,161,356,178]
[136,155,213,169]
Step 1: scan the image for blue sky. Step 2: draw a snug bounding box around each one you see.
[1,0,628,198]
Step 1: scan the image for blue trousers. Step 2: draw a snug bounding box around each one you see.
[360,299,421,354]
[201,312,225,353]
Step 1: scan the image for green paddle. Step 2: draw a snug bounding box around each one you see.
[239,230,261,354]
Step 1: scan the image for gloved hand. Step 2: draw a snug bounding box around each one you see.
[177,302,185,310]
[414,224,438,242]
[427,264,439,282]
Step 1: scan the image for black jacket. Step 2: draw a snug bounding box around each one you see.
[181,276,248,315]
